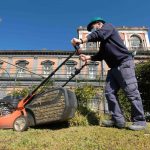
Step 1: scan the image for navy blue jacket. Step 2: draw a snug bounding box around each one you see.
[87,23,132,68]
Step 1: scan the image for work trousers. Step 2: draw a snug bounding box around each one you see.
[105,59,146,126]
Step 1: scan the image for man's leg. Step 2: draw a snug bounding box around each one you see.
[114,60,146,127]
[105,70,125,125]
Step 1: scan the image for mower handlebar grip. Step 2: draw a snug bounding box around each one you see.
[74,45,82,55]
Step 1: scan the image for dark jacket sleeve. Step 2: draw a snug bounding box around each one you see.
[91,50,104,61]
[87,23,114,42]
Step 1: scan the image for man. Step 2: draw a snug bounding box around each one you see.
[71,17,146,130]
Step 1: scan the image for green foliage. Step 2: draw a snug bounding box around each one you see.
[10,79,54,97]
[69,84,100,126]
[11,87,31,97]
[69,110,89,126]
[75,84,96,107]
[118,89,131,121]
[69,106,100,126]
[135,60,150,113]
[117,60,150,121]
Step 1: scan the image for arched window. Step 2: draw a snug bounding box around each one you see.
[130,35,142,49]
[65,60,77,78]
[87,61,99,79]
[41,60,54,77]
[16,60,29,77]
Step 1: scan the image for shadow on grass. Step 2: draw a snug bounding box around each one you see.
[31,121,70,130]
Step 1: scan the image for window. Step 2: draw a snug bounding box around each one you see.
[16,60,29,77]
[86,42,97,50]
[130,35,142,49]
[88,61,99,79]
[0,62,3,68]
[65,60,77,78]
[41,60,54,77]
[0,62,4,76]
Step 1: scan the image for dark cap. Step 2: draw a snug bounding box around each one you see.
[87,17,105,31]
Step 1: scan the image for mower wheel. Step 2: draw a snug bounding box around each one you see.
[13,116,29,132]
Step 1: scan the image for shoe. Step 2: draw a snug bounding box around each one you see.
[102,120,125,129]
[128,124,146,131]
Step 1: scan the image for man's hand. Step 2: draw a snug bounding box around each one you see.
[71,38,82,46]
[79,54,91,62]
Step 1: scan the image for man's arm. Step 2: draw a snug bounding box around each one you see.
[87,23,114,42]
[71,37,88,45]
[71,37,103,62]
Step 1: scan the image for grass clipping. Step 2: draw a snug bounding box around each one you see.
[69,107,100,127]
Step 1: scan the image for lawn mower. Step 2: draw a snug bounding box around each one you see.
[0,45,86,131]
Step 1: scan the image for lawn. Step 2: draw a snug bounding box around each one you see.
[0,123,150,150]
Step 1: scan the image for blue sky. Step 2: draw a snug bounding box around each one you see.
[0,0,149,50]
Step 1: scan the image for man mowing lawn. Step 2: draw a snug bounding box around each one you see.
[71,17,146,131]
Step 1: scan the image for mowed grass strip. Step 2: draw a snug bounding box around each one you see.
[0,124,150,150]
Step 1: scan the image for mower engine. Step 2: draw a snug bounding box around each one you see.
[0,102,15,116]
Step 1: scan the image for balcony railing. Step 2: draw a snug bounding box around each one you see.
[128,47,150,51]
[0,72,104,81]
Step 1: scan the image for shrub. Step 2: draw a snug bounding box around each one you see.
[11,87,30,97]
[135,61,150,114]
[118,89,131,121]
[69,84,100,126]
[69,110,89,126]
[10,79,53,97]
[75,84,96,108]
[69,106,100,126]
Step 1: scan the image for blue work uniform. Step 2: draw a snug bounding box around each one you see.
[87,23,146,126]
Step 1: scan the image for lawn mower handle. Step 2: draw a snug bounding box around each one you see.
[73,45,82,55]
[24,45,81,101]
[62,61,87,87]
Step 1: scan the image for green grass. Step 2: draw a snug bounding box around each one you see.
[0,124,150,150]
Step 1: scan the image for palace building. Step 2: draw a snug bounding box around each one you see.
[0,26,150,108]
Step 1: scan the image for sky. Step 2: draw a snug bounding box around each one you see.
[0,0,150,50]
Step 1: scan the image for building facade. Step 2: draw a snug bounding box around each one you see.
[0,26,150,108]
[78,26,150,51]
